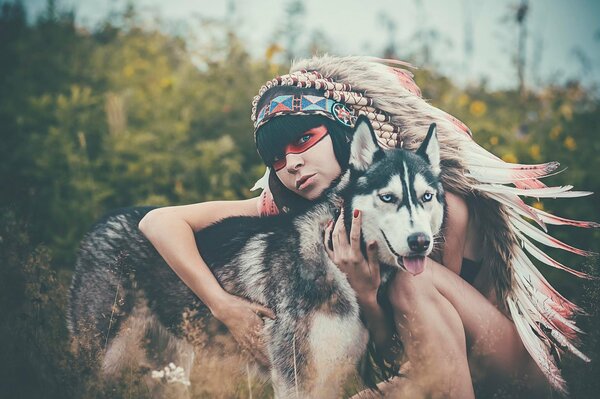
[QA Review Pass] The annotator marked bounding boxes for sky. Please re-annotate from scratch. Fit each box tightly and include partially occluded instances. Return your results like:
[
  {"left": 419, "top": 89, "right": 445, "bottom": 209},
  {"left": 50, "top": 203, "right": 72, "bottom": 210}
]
[{"left": 21, "top": 0, "right": 600, "bottom": 91}]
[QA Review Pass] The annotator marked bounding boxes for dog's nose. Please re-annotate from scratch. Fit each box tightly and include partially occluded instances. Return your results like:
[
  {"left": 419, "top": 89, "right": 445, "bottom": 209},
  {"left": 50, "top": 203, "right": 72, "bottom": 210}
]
[{"left": 407, "top": 233, "right": 430, "bottom": 252}]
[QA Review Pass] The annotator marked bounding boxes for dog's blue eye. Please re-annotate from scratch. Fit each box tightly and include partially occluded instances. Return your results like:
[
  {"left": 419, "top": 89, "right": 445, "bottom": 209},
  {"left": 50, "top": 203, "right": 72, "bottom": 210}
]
[
  {"left": 422, "top": 193, "right": 433, "bottom": 202},
  {"left": 379, "top": 194, "right": 396, "bottom": 203}
]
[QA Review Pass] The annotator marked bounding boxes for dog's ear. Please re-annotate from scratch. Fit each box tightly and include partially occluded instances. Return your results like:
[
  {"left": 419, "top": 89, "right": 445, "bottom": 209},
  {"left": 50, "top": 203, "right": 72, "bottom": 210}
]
[
  {"left": 416, "top": 123, "right": 441, "bottom": 175},
  {"left": 349, "top": 116, "right": 384, "bottom": 171}
]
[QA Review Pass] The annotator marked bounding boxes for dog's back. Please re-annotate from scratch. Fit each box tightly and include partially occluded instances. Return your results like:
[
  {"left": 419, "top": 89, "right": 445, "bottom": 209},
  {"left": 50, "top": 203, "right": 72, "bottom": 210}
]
[
  {"left": 67, "top": 118, "right": 444, "bottom": 398},
  {"left": 68, "top": 203, "right": 369, "bottom": 397}
]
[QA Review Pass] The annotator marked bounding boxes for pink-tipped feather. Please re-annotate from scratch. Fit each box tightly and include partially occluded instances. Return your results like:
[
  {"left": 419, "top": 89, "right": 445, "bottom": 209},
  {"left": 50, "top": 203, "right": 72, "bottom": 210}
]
[
  {"left": 519, "top": 234, "right": 594, "bottom": 279},
  {"left": 527, "top": 206, "right": 600, "bottom": 228},
  {"left": 511, "top": 216, "right": 597, "bottom": 257}
]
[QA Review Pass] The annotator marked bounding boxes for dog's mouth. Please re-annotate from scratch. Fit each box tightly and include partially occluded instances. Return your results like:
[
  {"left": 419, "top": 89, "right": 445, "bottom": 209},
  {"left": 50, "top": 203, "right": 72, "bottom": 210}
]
[
  {"left": 401, "top": 256, "right": 426, "bottom": 275},
  {"left": 380, "top": 229, "right": 427, "bottom": 275}
]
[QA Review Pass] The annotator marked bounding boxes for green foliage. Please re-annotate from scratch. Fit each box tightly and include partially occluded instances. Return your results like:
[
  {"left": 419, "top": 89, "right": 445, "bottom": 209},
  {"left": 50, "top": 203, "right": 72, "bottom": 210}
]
[
  {"left": 0, "top": 2, "right": 281, "bottom": 265},
  {"left": 0, "top": 209, "right": 77, "bottom": 397},
  {"left": 0, "top": 208, "right": 178, "bottom": 398}
]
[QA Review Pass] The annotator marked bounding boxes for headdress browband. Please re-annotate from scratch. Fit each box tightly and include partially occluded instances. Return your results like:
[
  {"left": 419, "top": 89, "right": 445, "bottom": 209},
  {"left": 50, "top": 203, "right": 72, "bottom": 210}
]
[
  {"left": 255, "top": 94, "right": 355, "bottom": 130},
  {"left": 251, "top": 70, "right": 403, "bottom": 148}
]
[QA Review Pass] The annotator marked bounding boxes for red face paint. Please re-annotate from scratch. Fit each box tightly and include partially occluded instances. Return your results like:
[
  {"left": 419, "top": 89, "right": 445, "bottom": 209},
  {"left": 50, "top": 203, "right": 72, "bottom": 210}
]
[{"left": 272, "top": 125, "right": 329, "bottom": 171}]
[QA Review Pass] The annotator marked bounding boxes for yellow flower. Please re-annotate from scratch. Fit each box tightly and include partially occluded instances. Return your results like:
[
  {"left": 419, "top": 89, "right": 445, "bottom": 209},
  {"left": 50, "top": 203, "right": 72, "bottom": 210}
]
[
  {"left": 174, "top": 180, "right": 185, "bottom": 195},
  {"left": 559, "top": 104, "right": 573, "bottom": 120},
  {"left": 469, "top": 100, "right": 487, "bottom": 117},
  {"left": 549, "top": 125, "right": 562, "bottom": 140},
  {"left": 502, "top": 153, "right": 518, "bottom": 163},
  {"left": 489, "top": 136, "right": 499, "bottom": 146},
  {"left": 159, "top": 77, "right": 173, "bottom": 90},
  {"left": 532, "top": 201, "right": 544, "bottom": 210},
  {"left": 529, "top": 144, "right": 541, "bottom": 160},
  {"left": 564, "top": 136, "right": 576, "bottom": 151},
  {"left": 123, "top": 65, "right": 135, "bottom": 77},
  {"left": 457, "top": 94, "right": 470, "bottom": 107}
]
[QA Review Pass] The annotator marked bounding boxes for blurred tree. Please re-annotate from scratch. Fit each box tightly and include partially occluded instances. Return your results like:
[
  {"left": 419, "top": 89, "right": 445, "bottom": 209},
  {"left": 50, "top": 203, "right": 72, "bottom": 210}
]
[
  {"left": 281, "top": 0, "right": 306, "bottom": 61},
  {"left": 0, "top": 1, "right": 280, "bottom": 265}
]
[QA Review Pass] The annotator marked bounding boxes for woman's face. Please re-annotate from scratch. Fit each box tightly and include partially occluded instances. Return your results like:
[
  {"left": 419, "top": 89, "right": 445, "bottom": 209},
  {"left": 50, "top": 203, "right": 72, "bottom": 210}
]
[{"left": 274, "top": 125, "right": 342, "bottom": 200}]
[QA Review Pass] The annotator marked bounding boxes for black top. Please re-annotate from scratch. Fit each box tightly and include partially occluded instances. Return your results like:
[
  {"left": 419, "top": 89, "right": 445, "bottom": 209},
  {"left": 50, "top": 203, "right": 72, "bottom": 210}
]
[{"left": 460, "top": 258, "right": 482, "bottom": 285}]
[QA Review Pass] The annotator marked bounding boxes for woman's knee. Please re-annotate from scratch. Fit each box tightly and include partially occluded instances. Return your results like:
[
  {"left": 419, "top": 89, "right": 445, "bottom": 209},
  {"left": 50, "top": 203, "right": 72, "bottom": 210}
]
[
  {"left": 388, "top": 269, "right": 467, "bottom": 350},
  {"left": 388, "top": 268, "right": 438, "bottom": 313}
]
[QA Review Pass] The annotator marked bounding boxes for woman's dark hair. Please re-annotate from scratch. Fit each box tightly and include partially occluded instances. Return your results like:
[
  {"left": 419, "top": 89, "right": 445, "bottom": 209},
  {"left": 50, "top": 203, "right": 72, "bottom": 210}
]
[{"left": 255, "top": 114, "right": 353, "bottom": 212}]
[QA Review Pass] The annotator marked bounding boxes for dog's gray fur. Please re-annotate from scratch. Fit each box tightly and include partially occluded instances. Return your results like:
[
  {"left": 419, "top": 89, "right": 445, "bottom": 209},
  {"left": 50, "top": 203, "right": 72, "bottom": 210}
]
[{"left": 67, "top": 117, "right": 444, "bottom": 398}]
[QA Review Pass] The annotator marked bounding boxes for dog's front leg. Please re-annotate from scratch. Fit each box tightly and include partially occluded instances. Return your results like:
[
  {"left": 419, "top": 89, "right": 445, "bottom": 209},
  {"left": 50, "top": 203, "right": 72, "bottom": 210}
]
[{"left": 269, "top": 311, "right": 368, "bottom": 398}]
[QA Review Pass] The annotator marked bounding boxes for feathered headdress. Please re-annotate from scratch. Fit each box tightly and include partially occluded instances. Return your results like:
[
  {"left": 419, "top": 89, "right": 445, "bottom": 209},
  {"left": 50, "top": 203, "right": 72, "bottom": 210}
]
[{"left": 251, "top": 55, "right": 596, "bottom": 393}]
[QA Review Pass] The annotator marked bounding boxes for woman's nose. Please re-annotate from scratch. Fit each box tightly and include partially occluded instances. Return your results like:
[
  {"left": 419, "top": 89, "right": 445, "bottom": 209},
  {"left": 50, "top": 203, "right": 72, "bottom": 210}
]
[{"left": 285, "top": 153, "right": 304, "bottom": 171}]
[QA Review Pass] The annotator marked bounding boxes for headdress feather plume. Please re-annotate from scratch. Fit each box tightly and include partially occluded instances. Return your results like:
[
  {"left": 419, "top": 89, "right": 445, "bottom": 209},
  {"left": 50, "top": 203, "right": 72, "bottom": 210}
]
[{"left": 252, "top": 55, "right": 596, "bottom": 393}]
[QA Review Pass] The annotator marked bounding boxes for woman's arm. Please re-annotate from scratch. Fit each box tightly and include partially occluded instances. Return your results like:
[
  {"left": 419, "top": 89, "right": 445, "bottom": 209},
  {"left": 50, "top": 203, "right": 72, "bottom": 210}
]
[
  {"left": 442, "top": 191, "right": 470, "bottom": 275},
  {"left": 138, "top": 198, "right": 275, "bottom": 365}
]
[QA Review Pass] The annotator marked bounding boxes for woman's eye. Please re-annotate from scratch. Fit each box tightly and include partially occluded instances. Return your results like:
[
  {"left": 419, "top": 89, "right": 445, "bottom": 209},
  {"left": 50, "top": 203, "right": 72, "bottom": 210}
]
[
  {"left": 296, "top": 134, "right": 311, "bottom": 145},
  {"left": 379, "top": 194, "right": 396, "bottom": 203},
  {"left": 422, "top": 193, "right": 433, "bottom": 202}
]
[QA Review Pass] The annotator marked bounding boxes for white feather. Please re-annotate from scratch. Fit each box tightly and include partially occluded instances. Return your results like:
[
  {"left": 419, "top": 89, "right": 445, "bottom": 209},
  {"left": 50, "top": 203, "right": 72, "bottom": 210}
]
[
  {"left": 473, "top": 184, "right": 593, "bottom": 198},
  {"left": 507, "top": 296, "right": 566, "bottom": 392},
  {"left": 510, "top": 216, "right": 595, "bottom": 256},
  {"left": 526, "top": 206, "right": 600, "bottom": 228},
  {"left": 516, "top": 231, "right": 592, "bottom": 278},
  {"left": 478, "top": 190, "right": 546, "bottom": 230}
]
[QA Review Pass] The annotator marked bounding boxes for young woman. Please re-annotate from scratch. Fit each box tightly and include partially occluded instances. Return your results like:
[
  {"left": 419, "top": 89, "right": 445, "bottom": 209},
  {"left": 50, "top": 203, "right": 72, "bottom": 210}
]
[{"left": 140, "top": 56, "right": 588, "bottom": 397}]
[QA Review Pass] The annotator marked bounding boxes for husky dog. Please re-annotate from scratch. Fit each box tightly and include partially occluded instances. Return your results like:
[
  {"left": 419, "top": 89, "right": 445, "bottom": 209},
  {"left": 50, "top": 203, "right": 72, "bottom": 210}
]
[{"left": 68, "top": 117, "right": 444, "bottom": 398}]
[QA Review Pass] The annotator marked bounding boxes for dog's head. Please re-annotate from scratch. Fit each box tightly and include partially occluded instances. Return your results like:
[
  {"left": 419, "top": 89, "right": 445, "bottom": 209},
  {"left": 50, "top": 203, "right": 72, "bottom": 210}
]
[{"left": 341, "top": 116, "right": 444, "bottom": 275}]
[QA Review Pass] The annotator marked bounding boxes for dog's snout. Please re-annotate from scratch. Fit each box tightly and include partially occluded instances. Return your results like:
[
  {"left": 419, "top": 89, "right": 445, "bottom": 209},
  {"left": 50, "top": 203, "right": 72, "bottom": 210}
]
[{"left": 407, "top": 233, "right": 430, "bottom": 252}]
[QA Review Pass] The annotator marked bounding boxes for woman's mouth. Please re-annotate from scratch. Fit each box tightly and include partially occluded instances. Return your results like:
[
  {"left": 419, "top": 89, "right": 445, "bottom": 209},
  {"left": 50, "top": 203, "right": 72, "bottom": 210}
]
[{"left": 296, "top": 174, "right": 316, "bottom": 190}]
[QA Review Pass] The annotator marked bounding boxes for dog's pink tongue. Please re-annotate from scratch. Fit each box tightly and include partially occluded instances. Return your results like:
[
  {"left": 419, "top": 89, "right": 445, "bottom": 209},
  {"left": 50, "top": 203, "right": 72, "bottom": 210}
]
[{"left": 403, "top": 256, "right": 426, "bottom": 275}]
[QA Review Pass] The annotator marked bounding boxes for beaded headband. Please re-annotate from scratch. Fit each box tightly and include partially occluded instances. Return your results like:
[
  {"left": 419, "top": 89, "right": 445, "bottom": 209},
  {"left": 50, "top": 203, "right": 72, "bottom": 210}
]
[
  {"left": 251, "top": 70, "right": 403, "bottom": 148},
  {"left": 255, "top": 94, "right": 355, "bottom": 130}
]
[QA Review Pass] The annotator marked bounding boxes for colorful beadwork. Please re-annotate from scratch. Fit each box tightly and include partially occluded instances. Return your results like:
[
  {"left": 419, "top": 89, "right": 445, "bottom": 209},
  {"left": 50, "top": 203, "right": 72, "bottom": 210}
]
[
  {"left": 255, "top": 94, "right": 356, "bottom": 129},
  {"left": 251, "top": 64, "right": 472, "bottom": 149}
]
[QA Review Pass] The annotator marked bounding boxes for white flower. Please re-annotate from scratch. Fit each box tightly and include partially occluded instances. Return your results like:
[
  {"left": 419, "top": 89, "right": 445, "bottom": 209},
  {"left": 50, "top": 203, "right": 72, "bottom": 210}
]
[
  {"left": 151, "top": 363, "right": 190, "bottom": 386},
  {"left": 151, "top": 370, "right": 164, "bottom": 380}
]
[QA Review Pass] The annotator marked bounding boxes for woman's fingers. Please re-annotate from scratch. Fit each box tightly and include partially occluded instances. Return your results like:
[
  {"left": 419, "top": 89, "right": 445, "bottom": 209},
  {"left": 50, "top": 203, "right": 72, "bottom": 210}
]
[
  {"left": 254, "top": 333, "right": 271, "bottom": 366},
  {"left": 239, "top": 312, "right": 271, "bottom": 366},
  {"left": 366, "top": 240, "right": 381, "bottom": 276},
  {"left": 324, "top": 219, "right": 335, "bottom": 258},
  {"left": 252, "top": 303, "right": 276, "bottom": 320},
  {"left": 350, "top": 209, "right": 362, "bottom": 250},
  {"left": 332, "top": 208, "right": 345, "bottom": 251},
  {"left": 249, "top": 303, "right": 274, "bottom": 365},
  {"left": 221, "top": 295, "right": 274, "bottom": 367},
  {"left": 247, "top": 331, "right": 270, "bottom": 366}
]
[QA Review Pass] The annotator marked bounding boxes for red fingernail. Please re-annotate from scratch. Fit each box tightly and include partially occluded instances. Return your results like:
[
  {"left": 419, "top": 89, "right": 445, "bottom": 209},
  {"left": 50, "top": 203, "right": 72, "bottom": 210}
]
[
  {"left": 353, "top": 209, "right": 360, "bottom": 218},
  {"left": 327, "top": 220, "right": 333, "bottom": 227}
]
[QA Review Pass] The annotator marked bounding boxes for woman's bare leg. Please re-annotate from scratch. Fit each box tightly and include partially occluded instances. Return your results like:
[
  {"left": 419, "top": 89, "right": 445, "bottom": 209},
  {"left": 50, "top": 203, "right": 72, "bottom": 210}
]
[
  {"left": 385, "top": 262, "right": 476, "bottom": 399},
  {"left": 425, "top": 259, "right": 551, "bottom": 397},
  {"left": 370, "top": 259, "right": 551, "bottom": 398}
]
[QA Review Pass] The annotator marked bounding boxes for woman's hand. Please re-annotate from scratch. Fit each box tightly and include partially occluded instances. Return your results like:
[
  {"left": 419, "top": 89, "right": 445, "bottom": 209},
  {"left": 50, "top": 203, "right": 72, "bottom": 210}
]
[
  {"left": 211, "top": 293, "right": 276, "bottom": 367},
  {"left": 324, "top": 209, "right": 399, "bottom": 361},
  {"left": 324, "top": 208, "right": 381, "bottom": 305}
]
